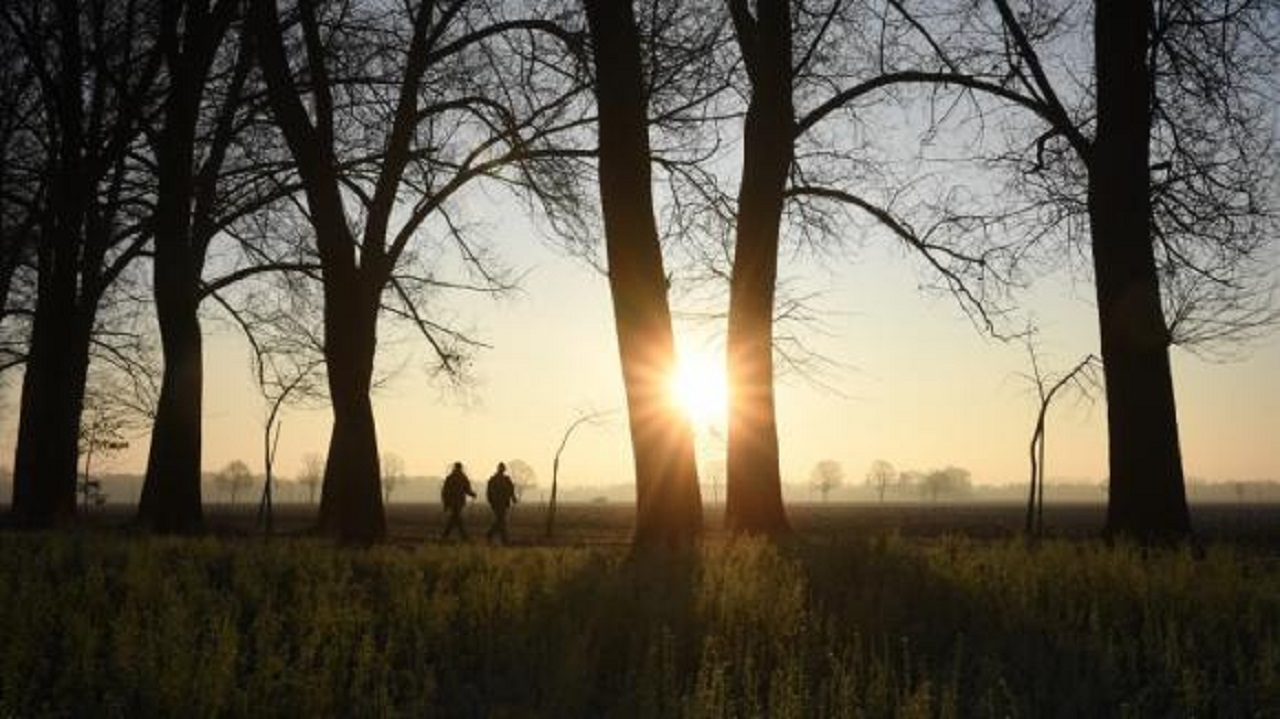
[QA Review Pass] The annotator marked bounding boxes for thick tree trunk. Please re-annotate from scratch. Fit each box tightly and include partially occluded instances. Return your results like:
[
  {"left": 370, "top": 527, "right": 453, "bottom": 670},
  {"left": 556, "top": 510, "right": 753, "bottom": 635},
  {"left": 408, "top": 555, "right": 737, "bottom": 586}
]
[
  {"left": 9, "top": 0, "right": 154, "bottom": 530},
  {"left": 9, "top": 2, "right": 91, "bottom": 526},
  {"left": 1091, "top": 0, "right": 1191, "bottom": 541},
  {"left": 315, "top": 282, "right": 385, "bottom": 544},
  {"left": 724, "top": 0, "right": 792, "bottom": 536},
  {"left": 136, "top": 274, "right": 205, "bottom": 533},
  {"left": 251, "top": 0, "right": 386, "bottom": 543},
  {"left": 584, "top": 0, "right": 702, "bottom": 550},
  {"left": 137, "top": 57, "right": 206, "bottom": 534},
  {"left": 10, "top": 258, "right": 90, "bottom": 528}
]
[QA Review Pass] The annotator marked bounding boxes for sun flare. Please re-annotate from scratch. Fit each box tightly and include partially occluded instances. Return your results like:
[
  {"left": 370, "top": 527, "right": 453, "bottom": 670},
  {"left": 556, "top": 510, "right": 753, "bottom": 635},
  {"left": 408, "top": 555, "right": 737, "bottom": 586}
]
[{"left": 670, "top": 350, "right": 728, "bottom": 427}]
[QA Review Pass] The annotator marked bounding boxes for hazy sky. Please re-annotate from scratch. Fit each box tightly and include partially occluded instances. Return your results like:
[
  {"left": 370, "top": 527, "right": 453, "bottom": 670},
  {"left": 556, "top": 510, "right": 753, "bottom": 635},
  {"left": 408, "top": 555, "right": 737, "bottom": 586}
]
[{"left": 2, "top": 201, "right": 1275, "bottom": 493}]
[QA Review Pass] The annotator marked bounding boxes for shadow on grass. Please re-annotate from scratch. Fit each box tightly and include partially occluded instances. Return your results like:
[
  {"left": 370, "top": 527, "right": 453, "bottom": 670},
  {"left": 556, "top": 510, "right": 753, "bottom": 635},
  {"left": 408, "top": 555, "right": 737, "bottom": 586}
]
[
  {"left": 797, "top": 534, "right": 1280, "bottom": 717},
  {"left": 0, "top": 532, "right": 1277, "bottom": 717}
]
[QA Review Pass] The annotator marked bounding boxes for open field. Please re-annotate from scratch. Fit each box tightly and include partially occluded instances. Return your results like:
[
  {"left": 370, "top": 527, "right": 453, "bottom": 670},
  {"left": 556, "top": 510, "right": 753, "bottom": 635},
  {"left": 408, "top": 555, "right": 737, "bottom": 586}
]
[
  {"left": 53, "top": 500, "right": 1280, "bottom": 549},
  {"left": 3, "top": 505, "right": 1279, "bottom": 717}
]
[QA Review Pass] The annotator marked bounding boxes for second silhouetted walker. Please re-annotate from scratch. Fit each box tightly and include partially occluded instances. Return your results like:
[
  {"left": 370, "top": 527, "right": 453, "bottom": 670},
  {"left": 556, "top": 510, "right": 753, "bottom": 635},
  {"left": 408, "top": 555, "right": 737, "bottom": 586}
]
[{"left": 486, "top": 462, "right": 518, "bottom": 544}]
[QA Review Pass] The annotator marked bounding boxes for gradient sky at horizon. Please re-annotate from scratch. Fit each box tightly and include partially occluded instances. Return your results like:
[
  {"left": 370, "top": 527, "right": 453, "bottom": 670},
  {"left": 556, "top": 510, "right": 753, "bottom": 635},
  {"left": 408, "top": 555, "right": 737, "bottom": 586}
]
[{"left": 2, "top": 202, "right": 1275, "bottom": 494}]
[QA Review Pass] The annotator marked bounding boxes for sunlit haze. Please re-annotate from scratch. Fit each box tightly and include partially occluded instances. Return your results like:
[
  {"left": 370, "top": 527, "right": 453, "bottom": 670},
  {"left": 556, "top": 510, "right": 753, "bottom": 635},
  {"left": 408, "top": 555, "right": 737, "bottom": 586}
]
[{"left": 1, "top": 205, "right": 1277, "bottom": 493}]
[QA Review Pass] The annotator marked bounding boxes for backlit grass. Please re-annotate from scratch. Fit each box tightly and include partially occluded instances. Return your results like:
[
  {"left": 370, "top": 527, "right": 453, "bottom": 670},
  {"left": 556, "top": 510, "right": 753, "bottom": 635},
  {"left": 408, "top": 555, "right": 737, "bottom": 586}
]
[{"left": 0, "top": 533, "right": 1276, "bottom": 717}]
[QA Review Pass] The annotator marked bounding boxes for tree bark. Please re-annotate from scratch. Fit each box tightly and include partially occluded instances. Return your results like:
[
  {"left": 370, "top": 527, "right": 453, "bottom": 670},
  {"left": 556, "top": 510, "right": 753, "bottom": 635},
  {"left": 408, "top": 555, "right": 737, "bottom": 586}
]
[
  {"left": 1091, "top": 0, "right": 1191, "bottom": 541},
  {"left": 138, "top": 12, "right": 208, "bottom": 533},
  {"left": 583, "top": 0, "right": 702, "bottom": 550},
  {"left": 137, "top": 262, "right": 205, "bottom": 532},
  {"left": 8, "top": 0, "right": 155, "bottom": 529},
  {"left": 251, "top": 0, "right": 387, "bottom": 543},
  {"left": 723, "top": 0, "right": 792, "bottom": 535},
  {"left": 315, "top": 284, "right": 385, "bottom": 543},
  {"left": 10, "top": 6, "right": 93, "bottom": 526},
  {"left": 10, "top": 245, "right": 91, "bottom": 528}
]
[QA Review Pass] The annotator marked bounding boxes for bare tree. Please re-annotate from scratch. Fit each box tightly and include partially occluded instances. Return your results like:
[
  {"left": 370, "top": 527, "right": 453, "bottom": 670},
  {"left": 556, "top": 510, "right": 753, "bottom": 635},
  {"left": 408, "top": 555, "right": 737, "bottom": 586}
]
[
  {"left": 717, "top": 0, "right": 1010, "bottom": 535},
  {"left": 545, "top": 408, "right": 611, "bottom": 540},
  {"left": 381, "top": 454, "right": 406, "bottom": 504},
  {"left": 506, "top": 459, "right": 537, "bottom": 500},
  {"left": 809, "top": 459, "right": 845, "bottom": 502},
  {"left": 298, "top": 453, "right": 323, "bottom": 505},
  {"left": 81, "top": 269, "right": 162, "bottom": 512},
  {"left": 581, "top": 0, "right": 709, "bottom": 550},
  {"left": 78, "top": 371, "right": 150, "bottom": 512},
  {"left": 921, "top": 466, "right": 971, "bottom": 502},
  {"left": 900, "top": 0, "right": 1278, "bottom": 539},
  {"left": 215, "top": 459, "right": 254, "bottom": 506},
  {"left": 720, "top": 0, "right": 795, "bottom": 535},
  {"left": 866, "top": 459, "right": 895, "bottom": 504},
  {"left": 1086, "top": 0, "right": 1189, "bottom": 539},
  {"left": 250, "top": 0, "right": 584, "bottom": 543},
  {"left": 0, "top": 19, "right": 40, "bottom": 366},
  {"left": 1020, "top": 335, "right": 1099, "bottom": 537},
  {"left": 139, "top": 0, "right": 268, "bottom": 534},
  {"left": 720, "top": 0, "right": 1276, "bottom": 539},
  {"left": 251, "top": 310, "right": 326, "bottom": 534},
  {"left": 4, "top": 0, "right": 161, "bottom": 527}
]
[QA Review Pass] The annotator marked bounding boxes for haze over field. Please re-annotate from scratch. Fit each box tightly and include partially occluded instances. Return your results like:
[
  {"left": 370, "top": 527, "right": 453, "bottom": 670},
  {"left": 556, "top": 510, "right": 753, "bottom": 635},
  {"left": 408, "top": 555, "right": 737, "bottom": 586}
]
[{"left": 4, "top": 222, "right": 1274, "bottom": 490}]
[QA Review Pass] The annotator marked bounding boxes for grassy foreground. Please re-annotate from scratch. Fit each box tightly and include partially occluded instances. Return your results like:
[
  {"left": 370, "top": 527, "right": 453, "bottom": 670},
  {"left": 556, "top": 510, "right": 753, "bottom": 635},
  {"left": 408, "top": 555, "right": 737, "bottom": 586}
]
[{"left": 0, "top": 534, "right": 1276, "bottom": 718}]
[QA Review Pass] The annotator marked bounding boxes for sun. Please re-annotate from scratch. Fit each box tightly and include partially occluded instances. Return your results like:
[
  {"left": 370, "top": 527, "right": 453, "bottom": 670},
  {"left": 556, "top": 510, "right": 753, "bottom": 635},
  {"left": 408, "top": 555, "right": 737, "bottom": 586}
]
[{"left": 670, "top": 349, "right": 728, "bottom": 427}]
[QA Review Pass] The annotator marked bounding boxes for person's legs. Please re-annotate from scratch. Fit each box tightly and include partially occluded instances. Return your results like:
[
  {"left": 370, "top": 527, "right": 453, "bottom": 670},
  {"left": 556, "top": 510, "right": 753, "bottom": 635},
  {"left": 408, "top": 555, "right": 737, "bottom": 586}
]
[{"left": 442, "top": 509, "right": 462, "bottom": 539}]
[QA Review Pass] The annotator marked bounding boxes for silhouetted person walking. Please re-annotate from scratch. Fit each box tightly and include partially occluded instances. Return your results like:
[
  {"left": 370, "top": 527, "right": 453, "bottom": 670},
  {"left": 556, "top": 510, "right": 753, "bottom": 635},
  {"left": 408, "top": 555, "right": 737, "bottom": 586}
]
[
  {"left": 486, "top": 462, "right": 518, "bottom": 544},
  {"left": 440, "top": 462, "right": 475, "bottom": 540}
]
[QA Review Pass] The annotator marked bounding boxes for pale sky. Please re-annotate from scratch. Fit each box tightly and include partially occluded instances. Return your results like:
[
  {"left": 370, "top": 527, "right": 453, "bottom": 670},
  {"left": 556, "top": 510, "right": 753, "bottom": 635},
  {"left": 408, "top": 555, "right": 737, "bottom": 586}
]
[{"left": 3, "top": 204, "right": 1275, "bottom": 493}]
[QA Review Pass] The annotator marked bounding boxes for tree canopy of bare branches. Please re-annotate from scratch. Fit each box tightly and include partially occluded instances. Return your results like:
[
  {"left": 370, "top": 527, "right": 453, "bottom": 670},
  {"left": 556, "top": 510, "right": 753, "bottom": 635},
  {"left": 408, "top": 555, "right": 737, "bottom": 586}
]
[
  {"left": 4, "top": 0, "right": 161, "bottom": 528},
  {"left": 250, "top": 0, "right": 589, "bottom": 542}
]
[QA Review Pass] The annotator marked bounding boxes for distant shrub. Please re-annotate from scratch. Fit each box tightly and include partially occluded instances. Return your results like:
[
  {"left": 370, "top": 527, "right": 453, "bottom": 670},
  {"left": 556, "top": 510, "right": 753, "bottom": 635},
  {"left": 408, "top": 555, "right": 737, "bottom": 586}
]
[{"left": 0, "top": 533, "right": 1275, "bottom": 717}]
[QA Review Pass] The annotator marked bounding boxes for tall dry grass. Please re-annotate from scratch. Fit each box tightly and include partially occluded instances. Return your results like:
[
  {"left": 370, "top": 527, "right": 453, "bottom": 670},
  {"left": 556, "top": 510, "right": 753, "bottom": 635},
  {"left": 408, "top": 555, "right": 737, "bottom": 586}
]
[{"left": 0, "top": 533, "right": 1275, "bottom": 717}]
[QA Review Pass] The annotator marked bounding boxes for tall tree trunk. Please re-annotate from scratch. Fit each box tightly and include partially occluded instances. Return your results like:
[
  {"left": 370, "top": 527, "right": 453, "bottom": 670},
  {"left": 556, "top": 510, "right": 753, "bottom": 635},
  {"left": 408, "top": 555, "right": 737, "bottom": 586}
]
[
  {"left": 584, "top": 0, "right": 702, "bottom": 550},
  {"left": 1091, "top": 0, "right": 1191, "bottom": 541},
  {"left": 8, "top": 0, "right": 155, "bottom": 529},
  {"left": 251, "top": 0, "right": 387, "bottom": 543},
  {"left": 137, "top": 246, "right": 205, "bottom": 533},
  {"left": 10, "top": 44, "right": 95, "bottom": 527},
  {"left": 137, "top": 0, "right": 237, "bottom": 534},
  {"left": 315, "top": 281, "right": 385, "bottom": 544},
  {"left": 10, "top": 255, "right": 91, "bottom": 528},
  {"left": 724, "top": 0, "right": 792, "bottom": 535},
  {"left": 10, "top": 1, "right": 90, "bottom": 528},
  {"left": 138, "top": 47, "right": 205, "bottom": 533}
]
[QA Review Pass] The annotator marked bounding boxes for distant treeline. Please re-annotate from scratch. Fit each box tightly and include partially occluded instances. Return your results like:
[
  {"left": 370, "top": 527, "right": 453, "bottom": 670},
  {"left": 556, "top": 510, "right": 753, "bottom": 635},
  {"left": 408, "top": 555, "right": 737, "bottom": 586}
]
[
  {"left": 5, "top": 473, "right": 1277, "bottom": 507},
  {"left": 810, "top": 479, "right": 1280, "bottom": 504}
]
